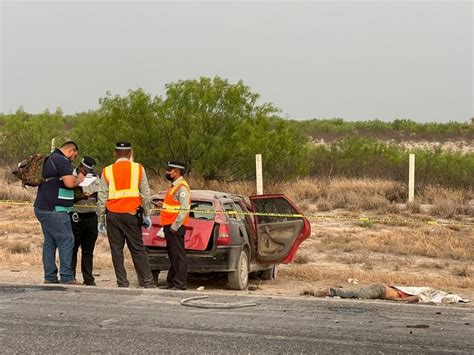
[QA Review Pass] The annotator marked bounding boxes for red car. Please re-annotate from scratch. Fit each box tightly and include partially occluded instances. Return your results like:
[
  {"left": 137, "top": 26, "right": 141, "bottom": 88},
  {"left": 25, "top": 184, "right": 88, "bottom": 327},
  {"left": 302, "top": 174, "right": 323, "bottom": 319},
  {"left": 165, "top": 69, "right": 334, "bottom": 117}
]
[{"left": 142, "top": 190, "right": 311, "bottom": 290}]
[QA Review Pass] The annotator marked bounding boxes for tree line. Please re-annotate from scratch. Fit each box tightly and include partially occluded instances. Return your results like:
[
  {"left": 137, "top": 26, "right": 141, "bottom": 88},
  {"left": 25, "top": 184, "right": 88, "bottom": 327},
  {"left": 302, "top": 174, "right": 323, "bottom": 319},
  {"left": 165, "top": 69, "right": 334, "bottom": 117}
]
[{"left": 0, "top": 76, "right": 472, "bottom": 188}]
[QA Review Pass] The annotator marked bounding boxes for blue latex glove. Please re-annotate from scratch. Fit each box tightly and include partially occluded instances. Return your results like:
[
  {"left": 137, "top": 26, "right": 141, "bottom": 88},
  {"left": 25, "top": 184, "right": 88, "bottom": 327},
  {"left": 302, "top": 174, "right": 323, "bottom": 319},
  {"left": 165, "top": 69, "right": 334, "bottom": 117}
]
[
  {"left": 142, "top": 216, "right": 152, "bottom": 229},
  {"left": 98, "top": 222, "right": 106, "bottom": 234}
]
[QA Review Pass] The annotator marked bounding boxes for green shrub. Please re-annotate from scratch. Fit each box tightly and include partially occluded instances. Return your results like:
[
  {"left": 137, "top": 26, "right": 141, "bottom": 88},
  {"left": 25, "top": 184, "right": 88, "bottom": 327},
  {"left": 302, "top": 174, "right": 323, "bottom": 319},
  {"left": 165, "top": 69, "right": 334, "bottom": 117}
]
[{"left": 309, "top": 137, "right": 473, "bottom": 189}]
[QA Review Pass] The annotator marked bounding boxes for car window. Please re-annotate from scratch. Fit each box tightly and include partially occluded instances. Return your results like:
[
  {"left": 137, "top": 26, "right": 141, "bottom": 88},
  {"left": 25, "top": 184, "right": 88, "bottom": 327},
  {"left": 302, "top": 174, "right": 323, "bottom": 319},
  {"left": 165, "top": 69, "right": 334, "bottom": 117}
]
[
  {"left": 253, "top": 197, "right": 301, "bottom": 224},
  {"left": 223, "top": 202, "right": 239, "bottom": 220},
  {"left": 232, "top": 203, "right": 247, "bottom": 222},
  {"left": 190, "top": 201, "right": 215, "bottom": 220}
]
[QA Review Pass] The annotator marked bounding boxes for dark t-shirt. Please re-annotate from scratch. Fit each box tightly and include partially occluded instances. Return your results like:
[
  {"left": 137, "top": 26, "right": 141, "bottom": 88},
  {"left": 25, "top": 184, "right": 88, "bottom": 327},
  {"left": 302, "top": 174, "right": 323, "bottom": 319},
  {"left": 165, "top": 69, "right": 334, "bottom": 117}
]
[{"left": 34, "top": 149, "right": 75, "bottom": 212}]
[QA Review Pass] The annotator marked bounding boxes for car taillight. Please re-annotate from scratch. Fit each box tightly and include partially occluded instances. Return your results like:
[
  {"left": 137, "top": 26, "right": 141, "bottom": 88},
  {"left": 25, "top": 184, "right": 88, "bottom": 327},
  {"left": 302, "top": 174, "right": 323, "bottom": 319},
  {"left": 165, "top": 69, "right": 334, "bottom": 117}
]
[{"left": 216, "top": 223, "right": 230, "bottom": 245}]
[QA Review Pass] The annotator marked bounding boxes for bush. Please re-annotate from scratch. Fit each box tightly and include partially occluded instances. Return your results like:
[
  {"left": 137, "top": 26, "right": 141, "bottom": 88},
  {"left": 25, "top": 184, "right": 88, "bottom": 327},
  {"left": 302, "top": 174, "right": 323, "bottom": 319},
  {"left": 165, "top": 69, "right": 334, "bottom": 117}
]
[
  {"left": 1, "top": 82, "right": 472, "bottom": 189},
  {"left": 70, "top": 78, "right": 309, "bottom": 181},
  {"left": 309, "top": 137, "right": 473, "bottom": 189},
  {"left": 299, "top": 118, "right": 473, "bottom": 142},
  {"left": 0, "top": 108, "right": 67, "bottom": 164}
]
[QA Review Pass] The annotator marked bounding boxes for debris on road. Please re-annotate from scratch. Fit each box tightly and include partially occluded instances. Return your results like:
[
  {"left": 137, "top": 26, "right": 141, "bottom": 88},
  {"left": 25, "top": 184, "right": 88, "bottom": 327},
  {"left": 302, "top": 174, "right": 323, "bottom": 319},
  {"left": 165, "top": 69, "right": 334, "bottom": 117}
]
[{"left": 406, "top": 324, "right": 430, "bottom": 329}]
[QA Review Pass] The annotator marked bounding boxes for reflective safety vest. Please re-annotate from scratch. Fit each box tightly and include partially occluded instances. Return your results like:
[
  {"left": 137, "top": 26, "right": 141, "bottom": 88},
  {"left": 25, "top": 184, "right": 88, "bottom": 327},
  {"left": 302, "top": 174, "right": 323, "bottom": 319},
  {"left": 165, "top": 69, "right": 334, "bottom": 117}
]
[
  {"left": 103, "top": 161, "right": 142, "bottom": 213},
  {"left": 160, "top": 179, "right": 191, "bottom": 226}
]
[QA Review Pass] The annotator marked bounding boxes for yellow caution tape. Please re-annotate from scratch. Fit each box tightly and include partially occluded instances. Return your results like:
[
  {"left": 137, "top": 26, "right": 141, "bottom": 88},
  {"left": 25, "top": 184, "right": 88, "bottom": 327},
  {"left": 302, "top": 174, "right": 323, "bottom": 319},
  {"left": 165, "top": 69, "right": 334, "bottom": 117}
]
[
  {"left": 1, "top": 199, "right": 472, "bottom": 227},
  {"left": 0, "top": 200, "right": 35, "bottom": 206}
]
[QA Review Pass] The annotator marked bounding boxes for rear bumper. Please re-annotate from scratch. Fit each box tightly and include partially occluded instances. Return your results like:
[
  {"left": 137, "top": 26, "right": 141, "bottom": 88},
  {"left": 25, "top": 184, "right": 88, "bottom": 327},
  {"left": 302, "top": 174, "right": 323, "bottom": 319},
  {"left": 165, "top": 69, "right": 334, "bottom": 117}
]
[{"left": 146, "top": 245, "right": 242, "bottom": 273}]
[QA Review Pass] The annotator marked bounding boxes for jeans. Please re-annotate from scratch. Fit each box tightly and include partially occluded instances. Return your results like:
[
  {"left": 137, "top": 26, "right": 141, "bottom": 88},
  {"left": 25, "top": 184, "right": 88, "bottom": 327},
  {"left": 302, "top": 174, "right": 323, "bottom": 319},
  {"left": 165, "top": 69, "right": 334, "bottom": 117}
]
[{"left": 34, "top": 208, "right": 75, "bottom": 283}]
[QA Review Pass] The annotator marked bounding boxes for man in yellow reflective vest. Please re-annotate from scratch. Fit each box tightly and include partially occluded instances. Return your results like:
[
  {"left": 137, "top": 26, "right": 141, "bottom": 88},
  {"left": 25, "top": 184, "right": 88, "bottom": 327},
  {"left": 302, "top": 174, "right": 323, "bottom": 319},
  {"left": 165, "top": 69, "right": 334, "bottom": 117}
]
[
  {"left": 159, "top": 161, "right": 191, "bottom": 290},
  {"left": 97, "top": 142, "right": 154, "bottom": 288}
]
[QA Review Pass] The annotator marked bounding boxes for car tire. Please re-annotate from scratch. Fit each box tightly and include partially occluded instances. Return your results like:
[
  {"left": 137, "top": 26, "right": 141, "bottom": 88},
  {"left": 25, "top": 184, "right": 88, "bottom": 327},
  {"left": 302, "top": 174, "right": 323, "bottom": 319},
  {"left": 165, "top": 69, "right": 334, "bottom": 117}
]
[
  {"left": 152, "top": 270, "right": 160, "bottom": 287},
  {"left": 260, "top": 265, "right": 277, "bottom": 280},
  {"left": 228, "top": 249, "right": 249, "bottom": 290}
]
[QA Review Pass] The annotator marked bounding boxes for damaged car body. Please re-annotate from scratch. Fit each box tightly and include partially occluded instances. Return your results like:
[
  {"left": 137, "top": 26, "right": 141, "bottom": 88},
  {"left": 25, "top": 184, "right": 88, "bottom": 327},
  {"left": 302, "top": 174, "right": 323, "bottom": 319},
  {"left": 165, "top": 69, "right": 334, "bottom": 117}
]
[{"left": 142, "top": 190, "right": 311, "bottom": 290}]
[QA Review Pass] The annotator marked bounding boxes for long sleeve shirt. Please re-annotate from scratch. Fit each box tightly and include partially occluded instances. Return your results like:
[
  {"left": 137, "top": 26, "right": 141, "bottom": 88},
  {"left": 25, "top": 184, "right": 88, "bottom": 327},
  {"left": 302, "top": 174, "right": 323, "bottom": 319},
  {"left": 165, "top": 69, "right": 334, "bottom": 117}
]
[
  {"left": 170, "top": 176, "right": 191, "bottom": 231},
  {"left": 97, "top": 158, "right": 152, "bottom": 223}
]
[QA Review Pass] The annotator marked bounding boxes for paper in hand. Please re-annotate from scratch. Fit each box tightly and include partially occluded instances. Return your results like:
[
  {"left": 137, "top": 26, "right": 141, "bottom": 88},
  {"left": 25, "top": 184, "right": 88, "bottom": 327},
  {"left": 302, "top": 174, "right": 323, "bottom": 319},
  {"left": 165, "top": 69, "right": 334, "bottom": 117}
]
[{"left": 79, "top": 175, "right": 98, "bottom": 187}]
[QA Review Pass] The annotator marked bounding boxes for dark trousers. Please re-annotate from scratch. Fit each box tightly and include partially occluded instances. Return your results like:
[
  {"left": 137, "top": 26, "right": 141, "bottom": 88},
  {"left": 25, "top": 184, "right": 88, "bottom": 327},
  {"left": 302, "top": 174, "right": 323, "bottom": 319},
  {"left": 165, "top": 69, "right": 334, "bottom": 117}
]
[
  {"left": 164, "top": 225, "right": 187, "bottom": 289},
  {"left": 106, "top": 211, "right": 153, "bottom": 287},
  {"left": 71, "top": 212, "right": 98, "bottom": 284}
]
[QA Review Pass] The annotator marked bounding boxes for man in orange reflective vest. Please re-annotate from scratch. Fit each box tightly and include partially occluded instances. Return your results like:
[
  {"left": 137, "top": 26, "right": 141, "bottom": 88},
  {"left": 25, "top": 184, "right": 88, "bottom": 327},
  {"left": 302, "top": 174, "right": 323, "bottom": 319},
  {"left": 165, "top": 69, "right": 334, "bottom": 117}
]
[
  {"left": 97, "top": 142, "right": 154, "bottom": 288},
  {"left": 159, "top": 161, "right": 191, "bottom": 290}
]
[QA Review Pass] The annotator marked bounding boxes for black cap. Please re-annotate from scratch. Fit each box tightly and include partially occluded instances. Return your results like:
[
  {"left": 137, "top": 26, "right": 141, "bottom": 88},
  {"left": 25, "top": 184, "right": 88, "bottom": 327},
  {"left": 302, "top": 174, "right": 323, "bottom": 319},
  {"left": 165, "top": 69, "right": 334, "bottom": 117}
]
[
  {"left": 115, "top": 141, "right": 132, "bottom": 150},
  {"left": 80, "top": 156, "right": 96, "bottom": 174},
  {"left": 166, "top": 160, "right": 186, "bottom": 171}
]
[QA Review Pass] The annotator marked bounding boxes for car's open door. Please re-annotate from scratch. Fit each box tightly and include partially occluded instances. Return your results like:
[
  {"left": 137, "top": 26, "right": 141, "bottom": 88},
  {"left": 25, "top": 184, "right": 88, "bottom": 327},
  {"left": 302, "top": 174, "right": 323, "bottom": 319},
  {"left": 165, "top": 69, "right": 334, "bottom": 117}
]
[{"left": 249, "top": 194, "right": 311, "bottom": 264}]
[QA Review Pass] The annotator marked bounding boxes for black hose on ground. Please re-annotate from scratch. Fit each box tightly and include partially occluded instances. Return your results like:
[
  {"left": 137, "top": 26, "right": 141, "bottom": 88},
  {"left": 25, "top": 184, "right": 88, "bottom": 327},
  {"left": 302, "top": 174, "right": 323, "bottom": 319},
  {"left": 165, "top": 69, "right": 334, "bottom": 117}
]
[{"left": 180, "top": 295, "right": 258, "bottom": 309}]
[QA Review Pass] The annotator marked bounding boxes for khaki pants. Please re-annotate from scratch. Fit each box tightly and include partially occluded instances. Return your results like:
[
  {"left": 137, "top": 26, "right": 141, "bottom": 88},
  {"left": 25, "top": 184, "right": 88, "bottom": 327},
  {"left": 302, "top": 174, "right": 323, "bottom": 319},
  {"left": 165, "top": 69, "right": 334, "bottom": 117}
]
[{"left": 330, "top": 284, "right": 386, "bottom": 299}]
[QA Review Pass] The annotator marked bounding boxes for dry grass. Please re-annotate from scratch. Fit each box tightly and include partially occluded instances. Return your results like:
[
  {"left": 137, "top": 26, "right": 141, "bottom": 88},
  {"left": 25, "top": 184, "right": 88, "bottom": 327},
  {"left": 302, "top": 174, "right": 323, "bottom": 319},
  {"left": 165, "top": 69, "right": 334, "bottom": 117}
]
[
  {"left": 422, "top": 186, "right": 473, "bottom": 218},
  {"left": 0, "top": 236, "right": 40, "bottom": 265},
  {"left": 279, "top": 264, "right": 473, "bottom": 290},
  {"left": 451, "top": 264, "right": 473, "bottom": 278},
  {"left": 162, "top": 176, "right": 473, "bottom": 217},
  {"left": 0, "top": 183, "right": 35, "bottom": 202},
  {"left": 279, "top": 215, "right": 474, "bottom": 291},
  {"left": 0, "top": 173, "right": 472, "bottom": 295},
  {"left": 316, "top": 225, "right": 473, "bottom": 260},
  {"left": 2, "top": 169, "right": 472, "bottom": 218},
  {"left": 300, "top": 288, "right": 329, "bottom": 297},
  {"left": 293, "top": 250, "right": 313, "bottom": 264},
  {"left": 7, "top": 241, "right": 31, "bottom": 254}
]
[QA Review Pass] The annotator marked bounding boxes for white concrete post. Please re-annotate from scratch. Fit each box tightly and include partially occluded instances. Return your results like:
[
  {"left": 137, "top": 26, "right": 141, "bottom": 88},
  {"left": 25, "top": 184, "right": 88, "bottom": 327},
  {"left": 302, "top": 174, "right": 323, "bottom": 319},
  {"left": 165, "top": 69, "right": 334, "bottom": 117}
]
[
  {"left": 50, "top": 138, "right": 56, "bottom": 153},
  {"left": 408, "top": 153, "right": 415, "bottom": 203},
  {"left": 256, "top": 154, "right": 263, "bottom": 195}
]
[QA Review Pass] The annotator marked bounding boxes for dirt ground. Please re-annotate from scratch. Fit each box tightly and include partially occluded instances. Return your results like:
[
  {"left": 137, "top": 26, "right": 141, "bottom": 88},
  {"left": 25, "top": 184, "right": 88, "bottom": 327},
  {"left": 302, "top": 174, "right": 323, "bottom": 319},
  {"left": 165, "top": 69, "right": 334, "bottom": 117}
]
[{"left": 1, "top": 203, "right": 473, "bottom": 304}]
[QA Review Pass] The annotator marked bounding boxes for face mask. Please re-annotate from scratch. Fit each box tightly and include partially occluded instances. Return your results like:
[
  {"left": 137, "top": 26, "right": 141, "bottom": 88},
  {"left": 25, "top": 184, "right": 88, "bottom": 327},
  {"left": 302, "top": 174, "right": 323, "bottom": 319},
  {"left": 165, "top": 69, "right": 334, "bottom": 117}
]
[{"left": 165, "top": 173, "right": 173, "bottom": 182}]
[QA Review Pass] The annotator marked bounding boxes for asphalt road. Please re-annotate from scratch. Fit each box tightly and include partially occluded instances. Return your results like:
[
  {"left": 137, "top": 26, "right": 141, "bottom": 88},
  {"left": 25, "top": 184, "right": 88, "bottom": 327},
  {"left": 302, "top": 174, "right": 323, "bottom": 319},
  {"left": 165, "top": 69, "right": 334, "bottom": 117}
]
[{"left": 0, "top": 284, "right": 472, "bottom": 354}]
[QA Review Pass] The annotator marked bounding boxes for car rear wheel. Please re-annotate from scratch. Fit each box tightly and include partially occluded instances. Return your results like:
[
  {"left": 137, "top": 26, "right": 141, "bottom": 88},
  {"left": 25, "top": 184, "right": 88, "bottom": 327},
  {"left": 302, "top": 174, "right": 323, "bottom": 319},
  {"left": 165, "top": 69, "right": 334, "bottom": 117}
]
[
  {"left": 260, "top": 265, "right": 277, "bottom": 280},
  {"left": 228, "top": 249, "right": 249, "bottom": 290}
]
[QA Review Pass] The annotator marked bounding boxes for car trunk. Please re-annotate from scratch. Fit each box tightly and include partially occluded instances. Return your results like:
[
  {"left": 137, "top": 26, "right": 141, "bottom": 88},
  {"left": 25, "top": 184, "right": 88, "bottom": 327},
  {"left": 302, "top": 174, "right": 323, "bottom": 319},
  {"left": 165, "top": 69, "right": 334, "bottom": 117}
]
[{"left": 142, "top": 199, "right": 224, "bottom": 252}]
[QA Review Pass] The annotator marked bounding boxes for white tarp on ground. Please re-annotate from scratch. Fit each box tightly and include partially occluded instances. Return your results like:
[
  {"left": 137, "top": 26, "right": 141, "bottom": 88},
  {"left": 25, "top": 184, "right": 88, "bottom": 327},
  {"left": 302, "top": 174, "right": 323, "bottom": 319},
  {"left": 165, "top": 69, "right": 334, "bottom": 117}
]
[{"left": 392, "top": 286, "right": 470, "bottom": 304}]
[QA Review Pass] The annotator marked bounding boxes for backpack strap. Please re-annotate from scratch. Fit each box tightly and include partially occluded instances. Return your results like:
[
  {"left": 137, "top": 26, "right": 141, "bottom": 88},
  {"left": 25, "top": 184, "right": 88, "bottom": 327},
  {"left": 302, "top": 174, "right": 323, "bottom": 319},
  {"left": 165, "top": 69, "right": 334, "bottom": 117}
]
[{"left": 43, "top": 154, "right": 59, "bottom": 183}]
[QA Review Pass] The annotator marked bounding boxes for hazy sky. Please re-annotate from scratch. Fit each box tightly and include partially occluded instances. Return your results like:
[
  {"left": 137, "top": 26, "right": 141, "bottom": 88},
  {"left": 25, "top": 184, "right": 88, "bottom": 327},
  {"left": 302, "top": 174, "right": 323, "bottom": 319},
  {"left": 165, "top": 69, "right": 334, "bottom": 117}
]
[{"left": 1, "top": 0, "right": 473, "bottom": 122}]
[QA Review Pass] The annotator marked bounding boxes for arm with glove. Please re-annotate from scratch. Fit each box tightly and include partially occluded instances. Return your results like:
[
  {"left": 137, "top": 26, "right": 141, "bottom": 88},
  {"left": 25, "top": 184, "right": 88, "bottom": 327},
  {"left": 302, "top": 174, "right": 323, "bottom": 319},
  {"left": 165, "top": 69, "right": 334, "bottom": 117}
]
[
  {"left": 170, "top": 185, "right": 191, "bottom": 234},
  {"left": 97, "top": 171, "right": 108, "bottom": 234}
]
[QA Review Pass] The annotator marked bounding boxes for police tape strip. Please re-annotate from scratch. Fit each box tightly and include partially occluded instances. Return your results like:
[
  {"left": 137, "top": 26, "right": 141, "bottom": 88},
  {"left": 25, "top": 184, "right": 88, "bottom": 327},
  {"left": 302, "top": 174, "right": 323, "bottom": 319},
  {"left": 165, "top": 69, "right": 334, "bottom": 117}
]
[
  {"left": 1, "top": 199, "right": 473, "bottom": 227},
  {"left": 148, "top": 208, "right": 473, "bottom": 226}
]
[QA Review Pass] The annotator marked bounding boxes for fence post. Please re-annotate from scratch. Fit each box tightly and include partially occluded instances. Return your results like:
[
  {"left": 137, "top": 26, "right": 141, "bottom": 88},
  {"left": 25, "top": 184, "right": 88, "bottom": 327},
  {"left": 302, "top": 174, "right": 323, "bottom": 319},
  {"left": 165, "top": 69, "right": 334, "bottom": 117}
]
[
  {"left": 408, "top": 153, "right": 415, "bottom": 203},
  {"left": 50, "top": 138, "right": 56, "bottom": 153},
  {"left": 256, "top": 154, "right": 263, "bottom": 195}
]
